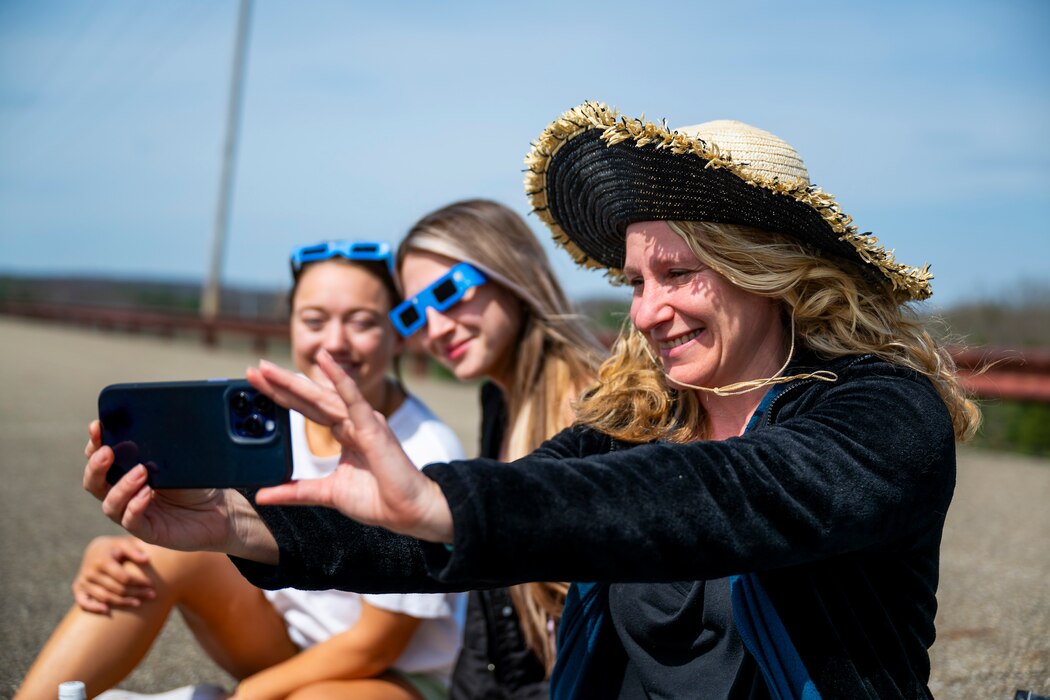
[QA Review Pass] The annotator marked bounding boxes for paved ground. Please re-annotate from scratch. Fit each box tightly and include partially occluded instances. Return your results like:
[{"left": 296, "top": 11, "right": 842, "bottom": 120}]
[{"left": 1, "top": 316, "right": 1047, "bottom": 698}]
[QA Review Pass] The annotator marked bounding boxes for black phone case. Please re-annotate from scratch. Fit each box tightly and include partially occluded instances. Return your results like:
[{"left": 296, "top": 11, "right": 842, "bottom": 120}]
[{"left": 99, "top": 380, "right": 293, "bottom": 489}]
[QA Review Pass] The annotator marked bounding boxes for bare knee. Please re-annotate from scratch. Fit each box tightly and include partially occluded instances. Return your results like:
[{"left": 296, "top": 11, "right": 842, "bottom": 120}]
[
  {"left": 285, "top": 677, "right": 423, "bottom": 700},
  {"left": 286, "top": 683, "right": 340, "bottom": 700},
  {"left": 140, "top": 544, "right": 226, "bottom": 589}
]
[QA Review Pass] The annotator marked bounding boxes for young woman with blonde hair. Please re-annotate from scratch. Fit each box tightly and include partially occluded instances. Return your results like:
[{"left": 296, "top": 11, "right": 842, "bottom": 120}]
[{"left": 392, "top": 199, "right": 605, "bottom": 697}]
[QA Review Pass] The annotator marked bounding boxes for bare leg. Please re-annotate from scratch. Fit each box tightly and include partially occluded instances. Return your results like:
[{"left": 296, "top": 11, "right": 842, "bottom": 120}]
[
  {"left": 285, "top": 673, "right": 424, "bottom": 700},
  {"left": 16, "top": 545, "right": 296, "bottom": 700},
  {"left": 173, "top": 550, "right": 296, "bottom": 678}
]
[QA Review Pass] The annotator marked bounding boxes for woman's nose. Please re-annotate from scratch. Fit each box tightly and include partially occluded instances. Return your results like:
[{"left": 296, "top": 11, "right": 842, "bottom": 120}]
[
  {"left": 322, "top": 322, "right": 350, "bottom": 352},
  {"left": 631, "top": 284, "right": 674, "bottom": 333},
  {"left": 424, "top": 307, "right": 456, "bottom": 339}
]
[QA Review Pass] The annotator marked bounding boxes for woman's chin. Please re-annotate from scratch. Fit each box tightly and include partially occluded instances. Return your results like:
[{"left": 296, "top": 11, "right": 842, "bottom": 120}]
[{"left": 449, "top": 359, "right": 484, "bottom": 382}]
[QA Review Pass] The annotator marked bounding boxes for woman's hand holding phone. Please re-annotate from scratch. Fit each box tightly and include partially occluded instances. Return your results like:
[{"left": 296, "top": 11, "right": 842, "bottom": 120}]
[
  {"left": 248, "top": 351, "right": 455, "bottom": 544},
  {"left": 82, "top": 421, "right": 279, "bottom": 564},
  {"left": 81, "top": 347, "right": 455, "bottom": 562}
]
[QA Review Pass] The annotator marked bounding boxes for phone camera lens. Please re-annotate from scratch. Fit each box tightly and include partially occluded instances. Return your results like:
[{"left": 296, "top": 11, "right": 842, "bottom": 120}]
[
  {"left": 232, "top": 391, "right": 251, "bottom": 416},
  {"left": 252, "top": 393, "right": 273, "bottom": 414},
  {"left": 243, "top": 414, "right": 265, "bottom": 438}
]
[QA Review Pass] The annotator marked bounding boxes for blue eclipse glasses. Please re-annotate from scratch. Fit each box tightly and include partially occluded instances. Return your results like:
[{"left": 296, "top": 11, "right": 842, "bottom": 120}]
[
  {"left": 290, "top": 240, "right": 393, "bottom": 275},
  {"left": 389, "top": 262, "right": 487, "bottom": 337}
]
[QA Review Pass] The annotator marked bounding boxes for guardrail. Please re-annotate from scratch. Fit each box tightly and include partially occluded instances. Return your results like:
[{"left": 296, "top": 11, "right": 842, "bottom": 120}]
[
  {"left": 3, "top": 301, "right": 1049, "bottom": 403},
  {"left": 0, "top": 300, "right": 287, "bottom": 352},
  {"left": 951, "top": 347, "right": 1050, "bottom": 402}
]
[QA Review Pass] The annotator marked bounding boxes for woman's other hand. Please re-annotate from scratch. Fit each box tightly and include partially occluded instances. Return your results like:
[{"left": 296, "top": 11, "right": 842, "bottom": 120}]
[
  {"left": 72, "top": 536, "right": 154, "bottom": 614},
  {"left": 81, "top": 421, "right": 279, "bottom": 564},
  {"left": 248, "top": 351, "right": 454, "bottom": 543}
]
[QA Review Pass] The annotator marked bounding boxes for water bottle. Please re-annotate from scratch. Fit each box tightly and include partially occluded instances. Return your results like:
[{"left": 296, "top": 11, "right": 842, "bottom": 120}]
[{"left": 58, "top": 681, "right": 86, "bottom": 700}]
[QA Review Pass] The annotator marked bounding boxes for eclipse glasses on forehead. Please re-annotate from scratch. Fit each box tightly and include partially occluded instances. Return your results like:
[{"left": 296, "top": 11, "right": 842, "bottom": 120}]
[
  {"left": 290, "top": 240, "right": 393, "bottom": 274},
  {"left": 389, "top": 262, "right": 487, "bottom": 337}
]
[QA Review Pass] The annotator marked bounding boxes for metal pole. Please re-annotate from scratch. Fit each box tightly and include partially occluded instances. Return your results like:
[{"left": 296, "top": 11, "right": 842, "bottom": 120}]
[{"left": 201, "top": 0, "right": 252, "bottom": 323}]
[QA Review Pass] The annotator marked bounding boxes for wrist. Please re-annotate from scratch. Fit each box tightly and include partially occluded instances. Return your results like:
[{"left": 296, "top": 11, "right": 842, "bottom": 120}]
[
  {"left": 416, "top": 479, "right": 454, "bottom": 544},
  {"left": 223, "top": 490, "right": 279, "bottom": 564}
]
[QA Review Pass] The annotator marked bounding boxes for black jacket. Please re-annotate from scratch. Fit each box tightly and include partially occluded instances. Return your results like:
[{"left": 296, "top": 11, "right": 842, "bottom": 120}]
[
  {"left": 235, "top": 354, "right": 955, "bottom": 698},
  {"left": 450, "top": 382, "right": 548, "bottom": 699}
]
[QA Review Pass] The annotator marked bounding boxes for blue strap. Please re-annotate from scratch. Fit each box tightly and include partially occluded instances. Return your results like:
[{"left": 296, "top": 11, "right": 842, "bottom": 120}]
[
  {"left": 550, "top": 582, "right": 613, "bottom": 700},
  {"left": 730, "top": 574, "right": 822, "bottom": 699},
  {"left": 731, "top": 387, "right": 822, "bottom": 699}
]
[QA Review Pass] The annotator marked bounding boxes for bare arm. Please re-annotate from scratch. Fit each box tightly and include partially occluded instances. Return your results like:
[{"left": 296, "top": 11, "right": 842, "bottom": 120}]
[{"left": 230, "top": 601, "right": 422, "bottom": 700}]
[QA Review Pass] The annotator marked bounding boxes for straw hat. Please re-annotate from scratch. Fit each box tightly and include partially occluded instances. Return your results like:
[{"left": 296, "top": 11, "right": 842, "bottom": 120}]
[{"left": 524, "top": 102, "right": 932, "bottom": 301}]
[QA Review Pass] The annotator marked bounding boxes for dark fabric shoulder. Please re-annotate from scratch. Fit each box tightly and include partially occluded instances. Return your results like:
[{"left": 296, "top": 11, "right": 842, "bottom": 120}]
[
  {"left": 770, "top": 353, "right": 949, "bottom": 424},
  {"left": 530, "top": 424, "right": 619, "bottom": 459},
  {"left": 480, "top": 381, "right": 507, "bottom": 460}
]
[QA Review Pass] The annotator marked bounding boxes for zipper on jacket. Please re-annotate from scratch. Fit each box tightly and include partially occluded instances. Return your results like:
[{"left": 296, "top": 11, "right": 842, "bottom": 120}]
[{"left": 762, "top": 354, "right": 874, "bottom": 428}]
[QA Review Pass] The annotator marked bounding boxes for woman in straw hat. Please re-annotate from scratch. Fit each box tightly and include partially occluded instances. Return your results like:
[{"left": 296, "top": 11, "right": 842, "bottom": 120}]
[{"left": 84, "top": 102, "right": 979, "bottom": 699}]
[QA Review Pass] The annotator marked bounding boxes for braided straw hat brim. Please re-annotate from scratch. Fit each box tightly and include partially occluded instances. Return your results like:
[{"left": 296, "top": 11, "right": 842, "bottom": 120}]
[{"left": 524, "top": 102, "right": 932, "bottom": 302}]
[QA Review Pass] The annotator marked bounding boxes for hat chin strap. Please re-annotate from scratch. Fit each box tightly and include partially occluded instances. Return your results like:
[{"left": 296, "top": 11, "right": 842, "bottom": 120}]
[{"left": 650, "top": 311, "right": 838, "bottom": 397}]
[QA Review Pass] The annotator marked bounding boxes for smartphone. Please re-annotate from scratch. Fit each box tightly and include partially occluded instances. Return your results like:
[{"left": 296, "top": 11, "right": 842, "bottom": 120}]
[{"left": 98, "top": 379, "right": 293, "bottom": 488}]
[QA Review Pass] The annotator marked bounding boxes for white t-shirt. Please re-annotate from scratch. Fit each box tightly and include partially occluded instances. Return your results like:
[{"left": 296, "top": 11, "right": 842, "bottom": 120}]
[{"left": 264, "top": 393, "right": 466, "bottom": 683}]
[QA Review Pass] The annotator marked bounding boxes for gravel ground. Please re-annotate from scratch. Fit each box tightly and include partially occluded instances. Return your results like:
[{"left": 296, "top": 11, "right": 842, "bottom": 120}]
[{"left": 1, "top": 316, "right": 1046, "bottom": 698}]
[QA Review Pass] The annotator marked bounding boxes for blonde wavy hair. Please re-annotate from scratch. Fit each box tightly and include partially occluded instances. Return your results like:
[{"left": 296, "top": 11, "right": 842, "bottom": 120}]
[
  {"left": 576, "top": 220, "right": 981, "bottom": 444},
  {"left": 397, "top": 199, "right": 605, "bottom": 674}
]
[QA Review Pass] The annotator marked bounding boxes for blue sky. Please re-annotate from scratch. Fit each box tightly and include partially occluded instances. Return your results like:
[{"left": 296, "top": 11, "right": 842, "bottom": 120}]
[{"left": 1, "top": 0, "right": 1047, "bottom": 310}]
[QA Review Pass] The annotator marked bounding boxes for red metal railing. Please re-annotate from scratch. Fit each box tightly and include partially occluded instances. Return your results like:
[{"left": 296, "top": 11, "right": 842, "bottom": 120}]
[
  {"left": 951, "top": 347, "right": 1050, "bottom": 402},
  {"left": 4, "top": 301, "right": 1049, "bottom": 403},
  {"left": 0, "top": 300, "right": 287, "bottom": 352}
]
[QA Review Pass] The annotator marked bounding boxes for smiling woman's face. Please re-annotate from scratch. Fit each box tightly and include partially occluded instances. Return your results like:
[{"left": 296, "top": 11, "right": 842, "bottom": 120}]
[
  {"left": 624, "top": 221, "right": 786, "bottom": 391},
  {"left": 399, "top": 250, "right": 522, "bottom": 387},
  {"left": 289, "top": 260, "right": 399, "bottom": 406}
]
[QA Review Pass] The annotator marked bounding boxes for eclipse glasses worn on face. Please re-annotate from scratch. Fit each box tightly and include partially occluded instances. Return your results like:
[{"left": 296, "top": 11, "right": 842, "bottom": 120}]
[
  {"left": 389, "top": 262, "right": 487, "bottom": 337},
  {"left": 290, "top": 240, "right": 393, "bottom": 274}
]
